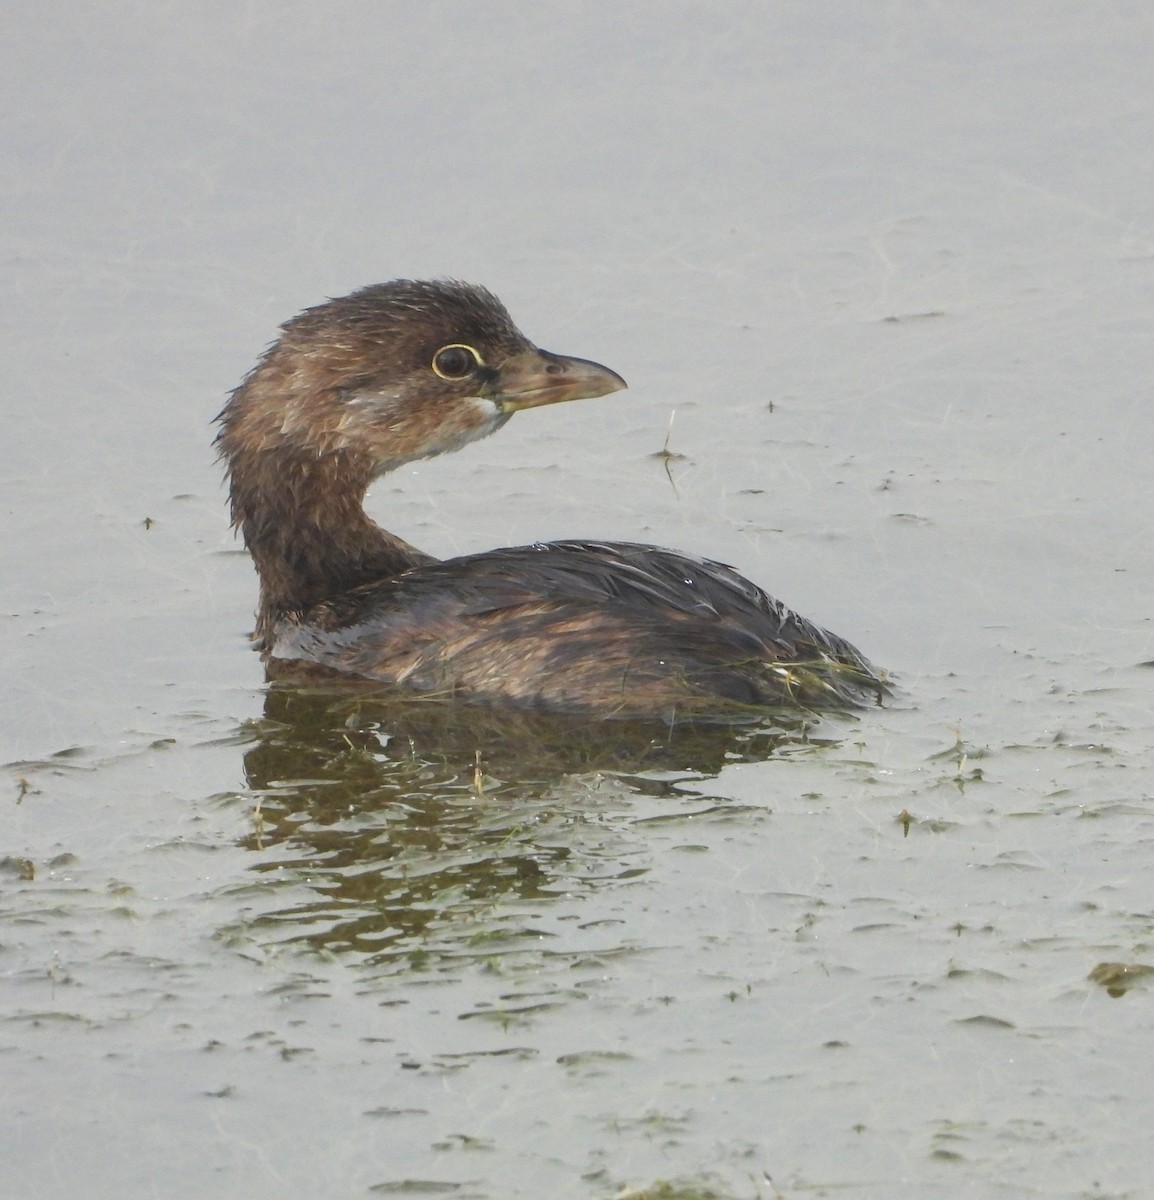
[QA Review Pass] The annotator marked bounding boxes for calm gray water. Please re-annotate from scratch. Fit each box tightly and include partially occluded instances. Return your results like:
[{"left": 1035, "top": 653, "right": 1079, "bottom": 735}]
[{"left": 3, "top": 6, "right": 1153, "bottom": 1199}]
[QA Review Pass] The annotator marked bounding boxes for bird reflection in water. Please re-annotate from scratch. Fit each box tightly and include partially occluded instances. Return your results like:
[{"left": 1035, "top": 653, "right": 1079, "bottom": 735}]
[{"left": 230, "top": 683, "right": 846, "bottom": 969}]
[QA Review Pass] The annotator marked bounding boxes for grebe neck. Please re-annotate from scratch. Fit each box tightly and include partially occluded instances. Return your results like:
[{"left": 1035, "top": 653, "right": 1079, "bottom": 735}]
[{"left": 225, "top": 445, "right": 430, "bottom": 645}]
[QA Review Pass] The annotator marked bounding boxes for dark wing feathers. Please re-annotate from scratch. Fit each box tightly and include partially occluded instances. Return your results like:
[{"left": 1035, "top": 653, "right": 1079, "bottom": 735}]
[{"left": 276, "top": 540, "right": 886, "bottom": 714}]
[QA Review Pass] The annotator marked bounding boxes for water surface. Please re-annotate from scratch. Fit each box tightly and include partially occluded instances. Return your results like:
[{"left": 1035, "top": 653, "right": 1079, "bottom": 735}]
[{"left": 3, "top": 6, "right": 1153, "bottom": 1199}]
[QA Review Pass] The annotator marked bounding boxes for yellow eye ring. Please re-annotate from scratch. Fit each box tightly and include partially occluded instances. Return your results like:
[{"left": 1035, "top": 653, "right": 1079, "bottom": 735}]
[{"left": 431, "top": 344, "right": 483, "bottom": 380}]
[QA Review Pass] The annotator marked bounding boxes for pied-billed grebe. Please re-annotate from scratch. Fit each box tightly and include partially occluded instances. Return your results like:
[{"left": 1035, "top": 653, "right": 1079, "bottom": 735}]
[{"left": 216, "top": 279, "right": 886, "bottom": 718}]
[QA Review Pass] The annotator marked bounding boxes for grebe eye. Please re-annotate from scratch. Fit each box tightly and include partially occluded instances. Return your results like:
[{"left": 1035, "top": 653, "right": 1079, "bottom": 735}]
[{"left": 431, "top": 344, "right": 482, "bottom": 380}]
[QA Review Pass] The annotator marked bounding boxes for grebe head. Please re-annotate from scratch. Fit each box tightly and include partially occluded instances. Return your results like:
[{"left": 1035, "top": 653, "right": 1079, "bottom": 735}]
[{"left": 218, "top": 279, "right": 627, "bottom": 477}]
